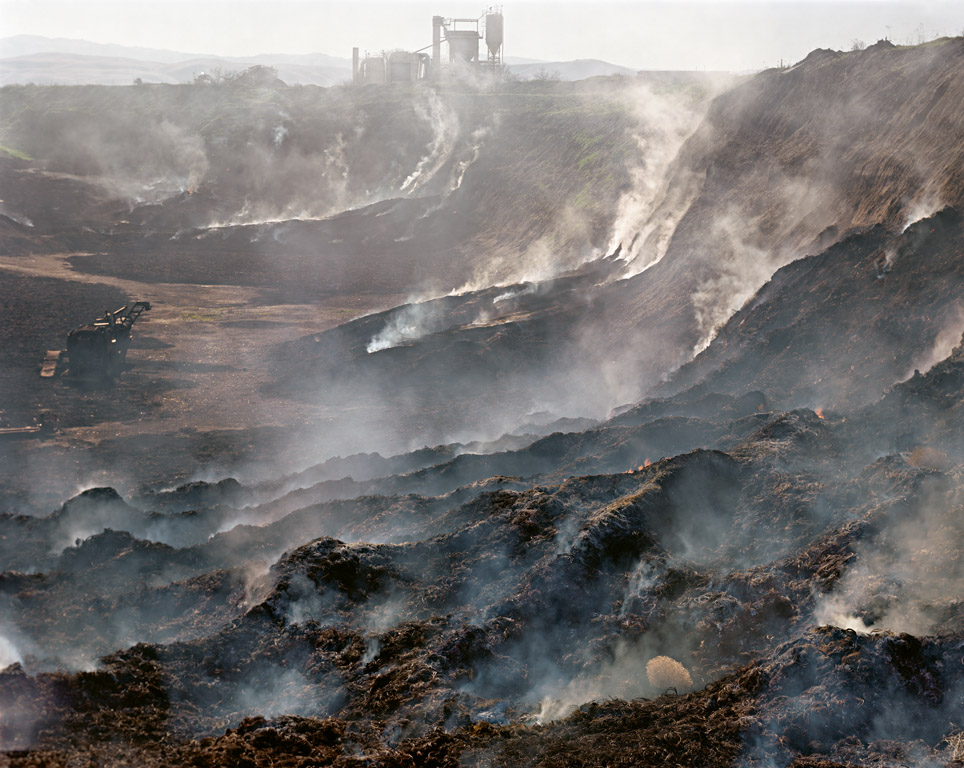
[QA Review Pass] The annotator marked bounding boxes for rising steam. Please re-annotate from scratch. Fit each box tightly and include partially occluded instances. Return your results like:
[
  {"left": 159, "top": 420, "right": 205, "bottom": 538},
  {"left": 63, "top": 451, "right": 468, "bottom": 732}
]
[
  {"left": 813, "top": 480, "right": 964, "bottom": 636},
  {"left": 400, "top": 90, "right": 460, "bottom": 193},
  {"left": 367, "top": 301, "right": 443, "bottom": 353},
  {"left": 608, "top": 82, "right": 720, "bottom": 275},
  {"left": 0, "top": 633, "right": 22, "bottom": 669}
]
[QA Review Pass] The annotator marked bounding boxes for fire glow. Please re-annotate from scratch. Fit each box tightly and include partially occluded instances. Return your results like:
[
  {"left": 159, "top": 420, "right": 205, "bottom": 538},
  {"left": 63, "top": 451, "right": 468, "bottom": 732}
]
[{"left": 626, "top": 459, "right": 653, "bottom": 474}]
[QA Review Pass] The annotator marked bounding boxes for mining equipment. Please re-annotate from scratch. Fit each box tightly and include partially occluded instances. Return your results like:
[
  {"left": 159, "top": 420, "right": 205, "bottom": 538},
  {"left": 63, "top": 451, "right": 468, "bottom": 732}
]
[
  {"left": 434, "top": 10, "right": 503, "bottom": 73},
  {"left": 66, "top": 301, "right": 151, "bottom": 378},
  {"left": 352, "top": 6, "right": 503, "bottom": 85},
  {"left": 0, "top": 411, "right": 56, "bottom": 440}
]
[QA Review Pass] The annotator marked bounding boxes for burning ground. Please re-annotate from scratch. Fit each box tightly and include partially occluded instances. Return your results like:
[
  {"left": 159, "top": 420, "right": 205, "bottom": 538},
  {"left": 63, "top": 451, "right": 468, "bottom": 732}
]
[{"left": 2, "top": 39, "right": 964, "bottom": 768}]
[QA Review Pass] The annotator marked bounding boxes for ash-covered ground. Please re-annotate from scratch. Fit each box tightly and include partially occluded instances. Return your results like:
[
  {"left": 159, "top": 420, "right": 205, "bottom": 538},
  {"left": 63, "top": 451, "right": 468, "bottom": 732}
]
[{"left": 2, "top": 39, "right": 964, "bottom": 768}]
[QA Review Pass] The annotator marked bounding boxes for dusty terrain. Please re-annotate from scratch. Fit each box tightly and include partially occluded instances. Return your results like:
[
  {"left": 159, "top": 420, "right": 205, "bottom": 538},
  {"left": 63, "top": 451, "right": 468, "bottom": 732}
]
[{"left": 2, "top": 40, "right": 964, "bottom": 767}]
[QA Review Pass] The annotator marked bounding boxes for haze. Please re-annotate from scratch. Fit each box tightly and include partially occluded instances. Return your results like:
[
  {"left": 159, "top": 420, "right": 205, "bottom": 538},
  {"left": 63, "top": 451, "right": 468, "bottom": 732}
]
[{"left": 1, "top": 0, "right": 962, "bottom": 71}]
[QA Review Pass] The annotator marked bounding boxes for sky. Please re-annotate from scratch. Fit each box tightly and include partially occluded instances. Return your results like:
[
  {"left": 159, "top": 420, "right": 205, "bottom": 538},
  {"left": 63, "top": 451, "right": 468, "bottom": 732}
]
[{"left": 0, "top": 1, "right": 962, "bottom": 71}]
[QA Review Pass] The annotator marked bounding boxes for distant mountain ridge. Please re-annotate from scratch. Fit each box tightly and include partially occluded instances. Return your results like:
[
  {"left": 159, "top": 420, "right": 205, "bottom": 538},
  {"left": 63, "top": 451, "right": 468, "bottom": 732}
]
[
  {"left": 0, "top": 51, "right": 354, "bottom": 86},
  {"left": 0, "top": 34, "right": 350, "bottom": 67},
  {"left": 0, "top": 35, "right": 639, "bottom": 85},
  {"left": 0, "top": 36, "right": 355, "bottom": 86}
]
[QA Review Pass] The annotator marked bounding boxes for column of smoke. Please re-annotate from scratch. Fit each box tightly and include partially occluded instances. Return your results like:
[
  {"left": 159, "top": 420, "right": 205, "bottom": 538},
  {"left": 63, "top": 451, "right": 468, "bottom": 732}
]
[
  {"left": 689, "top": 170, "right": 830, "bottom": 355},
  {"left": 879, "top": 193, "right": 947, "bottom": 274},
  {"left": 607, "top": 82, "right": 719, "bottom": 276},
  {"left": 813, "top": 479, "right": 964, "bottom": 636},
  {"left": 366, "top": 300, "right": 445, "bottom": 353},
  {"left": 902, "top": 304, "right": 964, "bottom": 379},
  {"left": 400, "top": 90, "right": 460, "bottom": 193},
  {"left": 533, "top": 641, "right": 696, "bottom": 723},
  {"left": 202, "top": 127, "right": 358, "bottom": 227},
  {"left": 250, "top": 128, "right": 353, "bottom": 223},
  {"left": 451, "top": 125, "right": 492, "bottom": 191},
  {"left": 901, "top": 193, "right": 946, "bottom": 233},
  {"left": 532, "top": 551, "right": 693, "bottom": 721},
  {"left": 0, "top": 632, "right": 22, "bottom": 669},
  {"left": 460, "top": 82, "right": 721, "bottom": 419},
  {"left": 52, "top": 118, "right": 209, "bottom": 205},
  {"left": 689, "top": 209, "right": 781, "bottom": 356},
  {"left": 111, "top": 120, "right": 208, "bottom": 202},
  {"left": 449, "top": 203, "right": 596, "bottom": 295}
]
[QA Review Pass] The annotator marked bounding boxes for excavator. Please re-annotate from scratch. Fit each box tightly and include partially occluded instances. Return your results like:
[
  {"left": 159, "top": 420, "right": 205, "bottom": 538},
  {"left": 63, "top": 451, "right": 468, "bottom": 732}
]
[{"left": 66, "top": 301, "right": 151, "bottom": 378}]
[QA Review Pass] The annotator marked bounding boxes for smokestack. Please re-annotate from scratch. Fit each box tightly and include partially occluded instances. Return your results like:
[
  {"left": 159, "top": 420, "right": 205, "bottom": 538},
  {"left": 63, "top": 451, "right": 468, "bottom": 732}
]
[
  {"left": 432, "top": 16, "right": 443, "bottom": 80},
  {"left": 352, "top": 47, "right": 360, "bottom": 85}
]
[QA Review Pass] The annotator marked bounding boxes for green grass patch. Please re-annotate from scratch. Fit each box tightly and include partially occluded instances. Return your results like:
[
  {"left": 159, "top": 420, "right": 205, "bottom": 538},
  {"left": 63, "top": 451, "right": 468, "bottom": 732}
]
[{"left": 0, "top": 144, "right": 32, "bottom": 161}]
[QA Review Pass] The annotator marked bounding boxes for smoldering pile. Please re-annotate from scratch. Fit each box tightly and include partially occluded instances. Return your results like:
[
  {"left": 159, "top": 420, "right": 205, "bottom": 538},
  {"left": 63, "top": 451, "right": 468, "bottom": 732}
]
[
  {"left": 2, "top": 324, "right": 964, "bottom": 766},
  {"left": 4, "top": 207, "right": 964, "bottom": 766}
]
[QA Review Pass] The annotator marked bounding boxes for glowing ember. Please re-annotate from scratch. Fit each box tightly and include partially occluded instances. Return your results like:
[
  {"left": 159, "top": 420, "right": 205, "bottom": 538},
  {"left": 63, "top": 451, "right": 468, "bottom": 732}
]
[{"left": 626, "top": 459, "right": 654, "bottom": 474}]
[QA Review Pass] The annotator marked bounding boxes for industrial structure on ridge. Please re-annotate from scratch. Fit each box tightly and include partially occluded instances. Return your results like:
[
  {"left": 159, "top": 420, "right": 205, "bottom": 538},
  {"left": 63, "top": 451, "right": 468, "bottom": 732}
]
[{"left": 352, "top": 7, "right": 504, "bottom": 85}]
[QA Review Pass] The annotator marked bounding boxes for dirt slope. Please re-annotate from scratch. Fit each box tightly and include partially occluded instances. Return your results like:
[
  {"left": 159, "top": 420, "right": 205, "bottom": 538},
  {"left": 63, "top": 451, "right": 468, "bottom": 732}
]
[
  {"left": 602, "top": 36, "right": 964, "bottom": 373},
  {"left": 661, "top": 207, "right": 964, "bottom": 410}
]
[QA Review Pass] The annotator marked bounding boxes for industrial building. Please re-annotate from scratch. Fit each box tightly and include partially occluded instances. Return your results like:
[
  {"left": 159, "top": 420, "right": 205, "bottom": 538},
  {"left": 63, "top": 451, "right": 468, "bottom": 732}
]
[{"left": 352, "top": 7, "right": 504, "bottom": 85}]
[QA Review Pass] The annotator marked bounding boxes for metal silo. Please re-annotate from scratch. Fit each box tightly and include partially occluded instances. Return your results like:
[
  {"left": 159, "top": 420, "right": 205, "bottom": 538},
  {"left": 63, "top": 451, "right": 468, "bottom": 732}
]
[
  {"left": 485, "top": 12, "right": 503, "bottom": 59},
  {"left": 445, "top": 28, "right": 480, "bottom": 63}
]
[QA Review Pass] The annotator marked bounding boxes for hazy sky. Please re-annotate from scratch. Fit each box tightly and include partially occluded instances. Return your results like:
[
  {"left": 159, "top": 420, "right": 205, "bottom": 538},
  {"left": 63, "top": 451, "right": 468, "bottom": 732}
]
[{"left": 1, "top": 1, "right": 962, "bottom": 71}]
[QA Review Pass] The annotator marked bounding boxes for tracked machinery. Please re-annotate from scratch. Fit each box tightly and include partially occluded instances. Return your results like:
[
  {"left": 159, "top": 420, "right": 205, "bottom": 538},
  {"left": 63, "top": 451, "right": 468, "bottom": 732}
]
[{"left": 66, "top": 301, "right": 151, "bottom": 378}]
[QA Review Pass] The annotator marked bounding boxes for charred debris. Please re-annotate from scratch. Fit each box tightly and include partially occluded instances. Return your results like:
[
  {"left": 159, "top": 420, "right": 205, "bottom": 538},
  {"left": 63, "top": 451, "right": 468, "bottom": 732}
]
[{"left": 2, "top": 34, "right": 964, "bottom": 768}]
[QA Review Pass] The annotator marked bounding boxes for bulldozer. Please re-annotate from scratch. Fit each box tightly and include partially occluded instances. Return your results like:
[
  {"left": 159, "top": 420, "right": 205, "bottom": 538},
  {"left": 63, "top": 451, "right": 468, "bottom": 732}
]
[{"left": 66, "top": 301, "right": 151, "bottom": 378}]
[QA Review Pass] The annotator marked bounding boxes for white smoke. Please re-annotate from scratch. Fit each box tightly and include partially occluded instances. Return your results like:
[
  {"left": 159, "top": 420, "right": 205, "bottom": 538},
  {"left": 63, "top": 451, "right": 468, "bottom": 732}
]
[
  {"left": 687, "top": 162, "right": 835, "bottom": 356},
  {"left": 813, "top": 483, "right": 964, "bottom": 637},
  {"left": 618, "top": 557, "right": 664, "bottom": 618},
  {"left": 451, "top": 126, "right": 491, "bottom": 190},
  {"left": 901, "top": 193, "right": 944, "bottom": 232},
  {"left": 607, "top": 82, "right": 722, "bottom": 275},
  {"left": 451, "top": 203, "right": 598, "bottom": 294},
  {"left": 0, "top": 202, "right": 34, "bottom": 227},
  {"left": 199, "top": 129, "right": 356, "bottom": 228},
  {"left": 493, "top": 285, "right": 536, "bottom": 304},
  {"left": 903, "top": 305, "right": 964, "bottom": 378},
  {"left": 97, "top": 119, "right": 209, "bottom": 202},
  {"left": 533, "top": 640, "right": 694, "bottom": 723},
  {"left": 367, "top": 301, "right": 443, "bottom": 353},
  {"left": 323, "top": 131, "right": 351, "bottom": 195},
  {"left": 400, "top": 91, "right": 460, "bottom": 193},
  {"left": 0, "top": 632, "right": 22, "bottom": 668},
  {"left": 273, "top": 109, "right": 290, "bottom": 148},
  {"left": 284, "top": 574, "right": 343, "bottom": 627},
  {"left": 689, "top": 211, "right": 777, "bottom": 355}
]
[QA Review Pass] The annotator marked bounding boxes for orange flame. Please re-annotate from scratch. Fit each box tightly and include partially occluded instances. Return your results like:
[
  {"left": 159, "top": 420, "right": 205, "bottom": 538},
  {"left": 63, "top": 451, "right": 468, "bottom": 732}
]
[
  {"left": 644, "top": 459, "right": 653, "bottom": 467},
  {"left": 815, "top": 407, "right": 825, "bottom": 420}
]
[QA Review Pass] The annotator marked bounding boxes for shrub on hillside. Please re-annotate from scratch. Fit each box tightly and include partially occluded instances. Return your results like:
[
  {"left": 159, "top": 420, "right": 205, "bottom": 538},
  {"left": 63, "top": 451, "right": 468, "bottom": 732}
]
[{"left": 646, "top": 655, "right": 693, "bottom": 691}]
